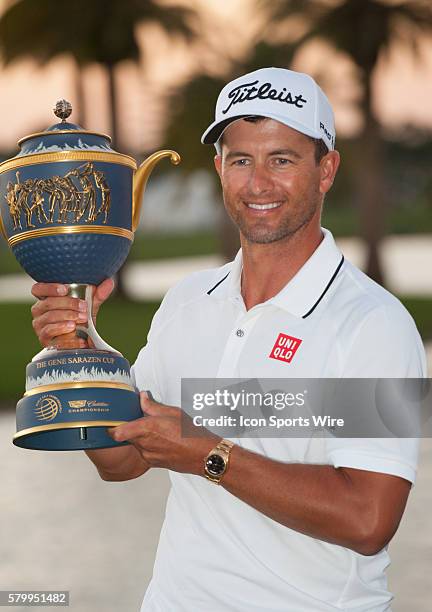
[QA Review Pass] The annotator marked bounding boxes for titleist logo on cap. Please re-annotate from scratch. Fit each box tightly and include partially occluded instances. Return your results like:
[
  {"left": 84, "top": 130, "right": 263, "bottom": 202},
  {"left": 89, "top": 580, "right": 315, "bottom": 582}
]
[{"left": 222, "top": 80, "right": 308, "bottom": 115}]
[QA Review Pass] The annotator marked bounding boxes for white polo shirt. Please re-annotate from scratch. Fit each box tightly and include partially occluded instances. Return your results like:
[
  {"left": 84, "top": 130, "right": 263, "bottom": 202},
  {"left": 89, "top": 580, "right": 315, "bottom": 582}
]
[{"left": 134, "top": 228, "right": 426, "bottom": 612}]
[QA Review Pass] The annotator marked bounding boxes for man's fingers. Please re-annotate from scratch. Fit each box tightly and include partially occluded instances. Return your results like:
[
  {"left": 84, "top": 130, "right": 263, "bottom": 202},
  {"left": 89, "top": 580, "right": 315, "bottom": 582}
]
[
  {"left": 30, "top": 280, "right": 111, "bottom": 347},
  {"left": 29, "top": 281, "right": 114, "bottom": 347},
  {"left": 31, "top": 296, "right": 87, "bottom": 318},
  {"left": 31, "top": 283, "right": 68, "bottom": 299},
  {"left": 108, "top": 417, "right": 150, "bottom": 442},
  {"left": 31, "top": 297, "right": 87, "bottom": 346},
  {"left": 95, "top": 278, "right": 115, "bottom": 302},
  {"left": 92, "top": 278, "right": 115, "bottom": 318},
  {"left": 38, "top": 321, "right": 78, "bottom": 346},
  {"left": 33, "top": 309, "right": 86, "bottom": 329},
  {"left": 140, "top": 393, "right": 179, "bottom": 418}
]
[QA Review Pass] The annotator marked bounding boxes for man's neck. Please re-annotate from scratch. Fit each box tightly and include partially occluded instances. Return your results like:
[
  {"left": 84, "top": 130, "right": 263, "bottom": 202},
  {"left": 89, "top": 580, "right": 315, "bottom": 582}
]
[{"left": 240, "top": 224, "right": 323, "bottom": 311}]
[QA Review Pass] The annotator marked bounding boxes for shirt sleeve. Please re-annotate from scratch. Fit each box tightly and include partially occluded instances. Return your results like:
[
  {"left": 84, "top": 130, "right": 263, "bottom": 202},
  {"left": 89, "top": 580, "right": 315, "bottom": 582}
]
[{"left": 325, "top": 303, "right": 427, "bottom": 484}]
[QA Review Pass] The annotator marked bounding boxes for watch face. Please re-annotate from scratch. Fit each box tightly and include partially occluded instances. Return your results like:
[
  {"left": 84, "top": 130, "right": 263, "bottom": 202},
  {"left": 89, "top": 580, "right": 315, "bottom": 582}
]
[{"left": 205, "top": 453, "right": 226, "bottom": 476}]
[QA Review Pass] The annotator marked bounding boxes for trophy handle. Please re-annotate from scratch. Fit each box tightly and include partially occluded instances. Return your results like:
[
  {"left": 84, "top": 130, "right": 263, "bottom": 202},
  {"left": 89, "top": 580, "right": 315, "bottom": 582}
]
[{"left": 132, "top": 149, "right": 181, "bottom": 232}]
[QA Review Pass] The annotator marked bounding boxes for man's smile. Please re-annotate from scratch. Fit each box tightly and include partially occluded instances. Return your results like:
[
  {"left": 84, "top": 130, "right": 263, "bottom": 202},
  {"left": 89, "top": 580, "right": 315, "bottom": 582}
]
[{"left": 244, "top": 201, "right": 283, "bottom": 212}]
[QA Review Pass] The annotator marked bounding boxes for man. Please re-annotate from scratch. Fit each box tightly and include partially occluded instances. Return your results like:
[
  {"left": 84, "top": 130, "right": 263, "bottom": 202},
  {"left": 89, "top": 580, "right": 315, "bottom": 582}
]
[{"left": 31, "top": 68, "right": 426, "bottom": 611}]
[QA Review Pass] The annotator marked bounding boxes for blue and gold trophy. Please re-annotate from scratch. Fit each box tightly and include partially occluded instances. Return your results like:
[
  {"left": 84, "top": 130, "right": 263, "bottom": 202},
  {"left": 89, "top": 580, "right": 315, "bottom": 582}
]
[{"left": 0, "top": 100, "right": 180, "bottom": 450}]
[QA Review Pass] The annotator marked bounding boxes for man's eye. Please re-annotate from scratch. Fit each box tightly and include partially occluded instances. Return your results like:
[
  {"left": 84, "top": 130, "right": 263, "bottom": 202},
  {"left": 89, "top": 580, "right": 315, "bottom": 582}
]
[
  {"left": 274, "top": 158, "right": 291, "bottom": 165},
  {"left": 232, "top": 159, "right": 249, "bottom": 166}
]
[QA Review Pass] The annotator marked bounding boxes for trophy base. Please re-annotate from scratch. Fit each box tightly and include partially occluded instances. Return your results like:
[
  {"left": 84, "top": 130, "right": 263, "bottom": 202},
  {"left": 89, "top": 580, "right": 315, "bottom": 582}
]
[
  {"left": 14, "top": 349, "right": 142, "bottom": 451},
  {"left": 14, "top": 385, "right": 141, "bottom": 450}
]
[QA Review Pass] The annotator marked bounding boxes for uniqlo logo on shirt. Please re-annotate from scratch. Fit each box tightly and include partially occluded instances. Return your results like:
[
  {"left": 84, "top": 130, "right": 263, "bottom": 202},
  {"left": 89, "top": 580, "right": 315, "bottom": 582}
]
[{"left": 269, "top": 333, "right": 302, "bottom": 364}]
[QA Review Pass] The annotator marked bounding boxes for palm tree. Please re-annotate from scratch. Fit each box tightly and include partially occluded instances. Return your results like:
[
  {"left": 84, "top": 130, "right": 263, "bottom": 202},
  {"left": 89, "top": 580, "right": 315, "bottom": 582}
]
[
  {"left": 0, "top": 0, "right": 198, "bottom": 298},
  {"left": 257, "top": 0, "right": 432, "bottom": 284},
  {"left": 164, "top": 73, "right": 239, "bottom": 257},
  {"left": 0, "top": 0, "right": 197, "bottom": 147},
  {"left": 163, "top": 42, "right": 298, "bottom": 261}
]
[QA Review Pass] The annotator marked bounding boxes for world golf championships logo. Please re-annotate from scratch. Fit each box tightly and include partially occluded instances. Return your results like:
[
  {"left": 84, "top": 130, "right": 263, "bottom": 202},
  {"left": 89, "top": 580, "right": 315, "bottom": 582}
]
[{"left": 34, "top": 395, "right": 62, "bottom": 422}]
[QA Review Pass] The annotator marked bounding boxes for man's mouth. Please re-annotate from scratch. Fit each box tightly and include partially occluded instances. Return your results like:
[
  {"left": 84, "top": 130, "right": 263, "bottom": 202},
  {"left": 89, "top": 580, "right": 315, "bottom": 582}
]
[{"left": 245, "top": 202, "right": 282, "bottom": 210}]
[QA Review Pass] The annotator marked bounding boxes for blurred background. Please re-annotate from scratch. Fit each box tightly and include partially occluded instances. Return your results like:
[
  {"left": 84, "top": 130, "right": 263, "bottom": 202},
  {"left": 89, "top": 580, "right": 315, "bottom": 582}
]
[{"left": 0, "top": 0, "right": 431, "bottom": 610}]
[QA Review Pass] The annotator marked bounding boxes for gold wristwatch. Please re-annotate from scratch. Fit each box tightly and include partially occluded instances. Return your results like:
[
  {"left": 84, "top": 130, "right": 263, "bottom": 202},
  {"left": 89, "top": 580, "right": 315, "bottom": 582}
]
[{"left": 204, "top": 439, "right": 234, "bottom": 484}]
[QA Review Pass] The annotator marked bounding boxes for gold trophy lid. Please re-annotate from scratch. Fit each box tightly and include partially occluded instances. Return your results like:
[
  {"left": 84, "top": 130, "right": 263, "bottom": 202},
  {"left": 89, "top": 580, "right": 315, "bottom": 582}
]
[{"left": 16, "top": 99, "right": 113, "bottom": 153}]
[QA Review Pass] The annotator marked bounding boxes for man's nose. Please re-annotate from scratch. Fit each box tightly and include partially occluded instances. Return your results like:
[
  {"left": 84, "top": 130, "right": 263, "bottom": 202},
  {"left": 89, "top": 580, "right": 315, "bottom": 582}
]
[{"left": 247, "top": 165, "right": 274, "bottom": 195}]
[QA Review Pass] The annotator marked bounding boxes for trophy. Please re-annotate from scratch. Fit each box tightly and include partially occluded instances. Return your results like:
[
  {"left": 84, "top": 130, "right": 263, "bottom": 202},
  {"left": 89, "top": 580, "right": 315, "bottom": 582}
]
[{"left": 0, "top": 100, "right": 180, "bottom": 450}]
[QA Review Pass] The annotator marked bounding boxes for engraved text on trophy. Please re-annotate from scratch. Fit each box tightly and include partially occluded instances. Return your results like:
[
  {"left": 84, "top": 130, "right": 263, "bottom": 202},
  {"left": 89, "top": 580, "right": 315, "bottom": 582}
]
[{"left": 4, "top": 162, "right": 111, "bottom": 230}]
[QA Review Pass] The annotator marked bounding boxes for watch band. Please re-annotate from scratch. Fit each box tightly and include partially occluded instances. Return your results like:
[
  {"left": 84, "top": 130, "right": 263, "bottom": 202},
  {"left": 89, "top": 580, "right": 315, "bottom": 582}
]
[{"left": 204, "top": 439, "right": 234, "bottom": 484}]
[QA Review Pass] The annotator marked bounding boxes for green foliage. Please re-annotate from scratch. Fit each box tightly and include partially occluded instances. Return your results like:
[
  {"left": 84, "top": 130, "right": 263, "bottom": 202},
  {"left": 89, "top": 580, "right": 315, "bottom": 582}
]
[
  {"left": 128, "top": 230, "right": 219, "bottom": 261},
  {"left": 321, "top": 204, "right": 432, "bottom": 238},
  {"left": 0, "top": 247, "right": 21, "bottom": 275},
  {"left": 162, "top": 42, "right": 296, "bottom": 178},
  {"left": 164, "top": 75, "right": 226, "bottom": 177},
  {"left": 0, "top": 0, "right": 199, "bottom": 154},
  {"left": 0, "top": 0, "right": 197, "bottom": 67},
  {"left": 162, "top": 1, "right": 432, "bottom": 180},
  {"left": 163, "top": 0, "right": 432, "bottom": 167},
  {"left": 400, "top": 297, "right": 432, "bottom": 342},
  {"left": 260, "top": 0, "right": 432, "bottom": 74},
  {"left": 0, "top": 303, "right": 40, "bottom": 401}
]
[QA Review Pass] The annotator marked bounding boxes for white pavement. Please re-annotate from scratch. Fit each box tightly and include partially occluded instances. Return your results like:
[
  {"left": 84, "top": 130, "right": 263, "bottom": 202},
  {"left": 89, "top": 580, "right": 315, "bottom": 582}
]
[{"left": 1, "top": 411, "right": 431, "bottom": 612}]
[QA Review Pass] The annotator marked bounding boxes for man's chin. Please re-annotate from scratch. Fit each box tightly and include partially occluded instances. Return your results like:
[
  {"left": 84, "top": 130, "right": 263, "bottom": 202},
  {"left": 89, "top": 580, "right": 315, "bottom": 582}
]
[{"left": 241, "top": 227, "right": 294, "bottom": 245}]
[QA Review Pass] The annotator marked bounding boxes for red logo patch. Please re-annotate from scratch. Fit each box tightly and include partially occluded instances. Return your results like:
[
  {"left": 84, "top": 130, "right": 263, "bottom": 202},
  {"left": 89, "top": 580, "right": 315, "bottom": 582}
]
[{"left": 269, "top": 333, "right": 302, "bottom": 364}]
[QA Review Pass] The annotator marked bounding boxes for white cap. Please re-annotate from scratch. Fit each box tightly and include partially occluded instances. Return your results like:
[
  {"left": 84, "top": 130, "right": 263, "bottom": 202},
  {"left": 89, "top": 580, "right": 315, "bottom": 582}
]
[{"left": 201, "top": 67, "right": 335, "bottom": 151}]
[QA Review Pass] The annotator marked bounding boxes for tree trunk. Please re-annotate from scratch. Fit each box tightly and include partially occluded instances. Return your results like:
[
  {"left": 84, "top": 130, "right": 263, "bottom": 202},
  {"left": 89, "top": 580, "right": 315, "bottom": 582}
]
[
  {"left": 219, "top": 207, "right": 240, "bottom": 262},
  {"left": 106, "top": 63, "right": 119, "bottom": 148},
  {"left": 73, "top": 61, "right": 86, "bottom": 127},
  {"left": 353, "top": 74, "right": 386, "bottom": 286},
  {"left": 210, "top": 176, "right": 240, "bottom": 262}
]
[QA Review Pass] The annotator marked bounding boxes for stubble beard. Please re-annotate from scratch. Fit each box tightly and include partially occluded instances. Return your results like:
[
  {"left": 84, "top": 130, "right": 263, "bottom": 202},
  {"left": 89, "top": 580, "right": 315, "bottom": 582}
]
[{"left": 224, "top": 192, "right": 322, "bottom": 245}]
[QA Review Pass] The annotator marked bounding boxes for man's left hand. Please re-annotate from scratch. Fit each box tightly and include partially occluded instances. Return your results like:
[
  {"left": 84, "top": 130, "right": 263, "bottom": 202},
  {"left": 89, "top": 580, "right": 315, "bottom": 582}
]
[{"left": 107, "top": 392, "right": 220, "bottom": 475}]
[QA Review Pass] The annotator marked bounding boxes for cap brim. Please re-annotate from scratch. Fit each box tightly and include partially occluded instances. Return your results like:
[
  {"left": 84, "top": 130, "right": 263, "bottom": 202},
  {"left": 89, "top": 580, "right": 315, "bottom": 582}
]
[
  {"left": 201, "top": 112, "right": 331, "bottom": 149},
  {"left": 201, "top": 116, "right": 251, "bottom": 144}
]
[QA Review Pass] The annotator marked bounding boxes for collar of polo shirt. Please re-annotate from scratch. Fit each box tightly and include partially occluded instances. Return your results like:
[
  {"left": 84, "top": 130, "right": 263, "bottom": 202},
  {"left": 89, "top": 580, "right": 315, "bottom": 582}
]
[{"left": 208, "top": 228, "right": 344, "bottom": 318}]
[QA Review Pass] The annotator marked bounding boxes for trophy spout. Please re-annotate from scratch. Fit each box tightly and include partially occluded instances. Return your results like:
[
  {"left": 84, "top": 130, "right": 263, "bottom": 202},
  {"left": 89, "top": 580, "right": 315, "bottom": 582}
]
[{"left": 132, "top": 149, "right": 181, "bottom": 232}]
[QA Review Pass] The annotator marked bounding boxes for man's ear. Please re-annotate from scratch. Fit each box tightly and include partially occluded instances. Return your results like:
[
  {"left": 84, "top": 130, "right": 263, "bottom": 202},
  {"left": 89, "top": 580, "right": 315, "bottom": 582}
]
[
  {"left": 319, "top": 150, "right": 340, "bottom": 195},
  {"left": 214, "top": 154, "right": 222, "bottom": 180}
]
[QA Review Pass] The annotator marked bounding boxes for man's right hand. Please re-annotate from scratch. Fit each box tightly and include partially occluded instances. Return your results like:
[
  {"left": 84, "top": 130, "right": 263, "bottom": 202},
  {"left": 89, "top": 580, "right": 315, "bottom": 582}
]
[
  {"left": 31, "top": 278, "right": 115, "bottom": 347},
  {"left": 31, "top": 277, "right": 149, "bottom": 481}
]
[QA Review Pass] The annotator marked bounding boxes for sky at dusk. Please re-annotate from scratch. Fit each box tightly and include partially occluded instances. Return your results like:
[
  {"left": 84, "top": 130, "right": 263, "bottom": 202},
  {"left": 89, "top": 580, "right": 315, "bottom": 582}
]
[{"left": 0, "top": 0, "right": 432, "bottom": 153}]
